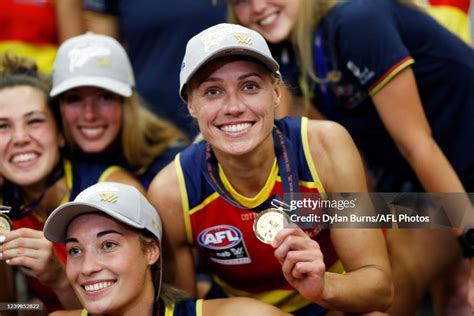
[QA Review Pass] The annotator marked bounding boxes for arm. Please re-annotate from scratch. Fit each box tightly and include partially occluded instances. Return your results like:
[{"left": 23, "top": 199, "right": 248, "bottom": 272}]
[
  {"left": 102, "top": 167, "right": 146, "bottom": 195},
  {"left": 203, "top": 297, "right": 290, "bottom": 316},
  {"left": 372, "top": 67, "right": 472, "bottom": 229},
  {"left": 55, "top": 0, "right": 85, "bottom": 43},
  {"left": 1, "top": 228, "right": 81, "bottom": 309},
  {"left": 0, "top": 260, "right": 16, "bottom": 303},
  {"left": 372, "top": 67, "right": 464, "bottom": 193},
  {"left": 147, "top": 162, "right": 197, "bottom": 296},
  {"left": 272, "top": 121, "right": 392, "bottom": 312},
  {"left": 83, "top": 9, "right": 120, "bottom": 38}
]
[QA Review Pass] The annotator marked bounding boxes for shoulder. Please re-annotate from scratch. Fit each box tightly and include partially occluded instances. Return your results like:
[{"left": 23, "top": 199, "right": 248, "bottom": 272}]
[
  {"left": 306, "top": 120, "right": 366, "bottom": 191},
  {"left": 325, "top": 0, "right": 396, "bottom": 37},
  {"left": 202, "top": 298, "right": 290, "bottom": 316},
  {"left": 306, "top": 119, "right": 354, "bottom": 153},
  {"left": 100, "top": 166, "right": 146, "bottom": 194},
  {"left": 147, "top": 159, "right": 182, "bottom": 212},
  {"left": 329, "top": 0, "right": 391, "bottom": 20}
]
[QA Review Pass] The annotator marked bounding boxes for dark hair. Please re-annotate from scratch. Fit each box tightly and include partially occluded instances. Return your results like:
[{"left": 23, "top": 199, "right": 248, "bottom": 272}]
[
  {"left": 138, "top": 231, "right": 188, "bottom": 307},
  {"left": 0, "top": 54, "right": 63, "bottom": 134}
]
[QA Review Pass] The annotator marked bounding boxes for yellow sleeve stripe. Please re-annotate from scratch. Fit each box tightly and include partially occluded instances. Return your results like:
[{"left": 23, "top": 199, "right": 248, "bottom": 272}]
[
  {"left": 175, "top": 154, "right": 193, "bottom": 244},
  {"left": 196, "top": 299, "right": 203, "bottom": 316},
  {"left": 98, "top": 166, "right": 122, "bottom": 182},
  {"left": 164, "top": 303, "right": 175, "bottom": 316},
  {"left": 369, "top": 57, "right": 414, "bottom": 96},
  {"left": 301, "top": 117, "right": 326, "bottom": 196}
]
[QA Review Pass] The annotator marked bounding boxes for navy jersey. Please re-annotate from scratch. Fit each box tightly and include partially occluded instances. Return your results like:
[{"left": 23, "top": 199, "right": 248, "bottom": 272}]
[
  {"left": 80, "top": 298, "right": 202, "bottom": 316},
  {"left": 177, "top": 117, "right": 338, "bottom": 314},
  {"left": 83, "top": 0, "right": 226, "bottom": 137},
  {"left": 273, "top": 0, "right": 474, "bottom": 191}
]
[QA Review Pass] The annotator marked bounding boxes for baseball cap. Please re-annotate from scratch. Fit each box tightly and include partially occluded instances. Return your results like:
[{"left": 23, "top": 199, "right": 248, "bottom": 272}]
[
  {"left": 179, "top": 23, "right": 279, "bottom": 101},
  {"left": 44, "top": 182, "right": 162, "bottom": 243},
  {"left": 50, "top": 32, "right": 135, "bottom": 97}
]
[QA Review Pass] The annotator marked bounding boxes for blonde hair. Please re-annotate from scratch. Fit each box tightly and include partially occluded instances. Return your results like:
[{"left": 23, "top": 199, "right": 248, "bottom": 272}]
[
  {"left": 229, "top": 0, "right": 423, "bottom": 100},
  {"left": 121, "top": 92, "right": 187, "bottom": 169}
]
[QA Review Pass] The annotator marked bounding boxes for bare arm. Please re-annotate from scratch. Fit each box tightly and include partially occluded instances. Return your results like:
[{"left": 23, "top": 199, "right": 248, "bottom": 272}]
[
  {"left": 83, "top": 9, "right": 120, "bottom": 38},
  {"left": 0, "top": 260, "right": 16, "bottom": 303},
  {"left": 147, "top": 162, "right": 197, "bottom": 296},
  {"left": 203, "top": 297, "right": 290, "bottom": 316},
  {"left": 273, "top": 121, "right": 392, "bottom": 312},
  {"left": 372, "top": 67, "right": 472, "bottom": 229},
  {"left": 372, "top": 67, "right": 463, "bottom": 193},
  {"left": 55, "top": 0, "right": 85, "bottom": 43}
]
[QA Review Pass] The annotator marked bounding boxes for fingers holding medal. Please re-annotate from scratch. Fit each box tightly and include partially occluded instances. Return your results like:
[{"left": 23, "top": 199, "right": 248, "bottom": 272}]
[
  {"left": 0, "top": 205, "right": 13, "bottom": 244},
  {"left": 253, "top": 208, "right": 291, "bottom": 244}
]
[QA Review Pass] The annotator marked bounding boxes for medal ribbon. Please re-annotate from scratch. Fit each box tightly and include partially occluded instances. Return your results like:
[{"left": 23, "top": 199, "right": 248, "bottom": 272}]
[{"left": 200, "top": 122, "right": 300, "bottom": 211}]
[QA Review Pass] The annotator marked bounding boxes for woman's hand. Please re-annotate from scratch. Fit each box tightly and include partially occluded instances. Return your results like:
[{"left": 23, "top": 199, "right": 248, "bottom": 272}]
[
  {"left": 1, "top": 228, "right": 65, "bottom": 288},
  {"left": 272, "top": 227, "right": 326, "bottom": 302}
]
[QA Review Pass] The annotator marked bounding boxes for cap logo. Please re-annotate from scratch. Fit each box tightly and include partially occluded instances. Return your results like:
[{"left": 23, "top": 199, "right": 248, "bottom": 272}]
[
  {"left": 152, "top": 219, "right": 159, "bottom": 230},
  {"left": 201, "top": 25, "right": 250, "bottom": 52},
  {"left": 68, "top": 42, "right": 112, "bottom": 72},
  {"left": 233, "top": 35, "right": 252, "bottom": 46},
  {"left": 99, "top": 193, "right": 118, "bottom": 203}
]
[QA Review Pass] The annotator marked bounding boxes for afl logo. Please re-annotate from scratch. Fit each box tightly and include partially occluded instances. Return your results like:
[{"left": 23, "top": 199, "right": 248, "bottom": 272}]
[{"left": 198, "top": 225, "right": 242, "bottom": 250}]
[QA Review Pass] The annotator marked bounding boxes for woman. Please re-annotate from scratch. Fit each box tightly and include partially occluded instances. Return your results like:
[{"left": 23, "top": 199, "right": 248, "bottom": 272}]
[
  {"left": 0, "top": 54, "right": 143, "bottom": 312},
  {"left": 148, "top": 23, "right": 392, "bottom": 315},
  {"left": 50, "top": 32, "right": 188, "bottom": 189},
  {"left": 79, "top": 0, "right": 227, "bottom": 138},
  {"left": 228, "top": 0, "right": 474, "bottom": 314},
  {"left": 44, "top": 182, "right": 289, "bottom": 316}
]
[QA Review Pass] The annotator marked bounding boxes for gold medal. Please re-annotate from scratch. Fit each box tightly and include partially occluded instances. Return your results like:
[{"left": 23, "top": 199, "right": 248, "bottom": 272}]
[
  {"left": 253, "top": 208, "right": 291, "bottom": 244},
  {"left": 0, "top": 212, "right": 13, "bottom": 235}
]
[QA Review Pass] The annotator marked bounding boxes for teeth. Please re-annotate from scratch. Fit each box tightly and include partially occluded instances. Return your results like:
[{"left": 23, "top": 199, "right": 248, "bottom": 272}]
[
  {"left": 221, "top": 123, "right": 252, "bottom": 133},
  {"left": 84, "top": 281, "right": 115, "bottom": 292},
  {"left": 80, "top": 127, "right": 103, "bottom": 137},
  {"left": 12, "top": 153, "right": 37, "bottom": 163},
  {"left": 260, "top": 14, "right": 277, "bottom": 26}
]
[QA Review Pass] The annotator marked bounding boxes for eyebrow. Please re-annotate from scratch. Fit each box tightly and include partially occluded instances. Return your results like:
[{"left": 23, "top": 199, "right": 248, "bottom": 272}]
[
  {"left": 65, "top": 230, "right": 124, "bottom": 244},
  {"left": 0, "top": 111, "right": 43, "bottom": 121},
  {"left": 198, "top": 72, "right": 263, "bottom": 86}
]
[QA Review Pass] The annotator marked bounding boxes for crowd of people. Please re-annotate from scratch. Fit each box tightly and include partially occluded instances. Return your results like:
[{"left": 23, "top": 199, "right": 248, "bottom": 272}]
[{"left": 0, "top": 0, "right": 473, "bottom": 315}]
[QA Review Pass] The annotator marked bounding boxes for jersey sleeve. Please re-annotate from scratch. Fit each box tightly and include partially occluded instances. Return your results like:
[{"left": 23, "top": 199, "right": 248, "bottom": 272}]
[
  {"left": 329, "top": 0, "right": 414, "bottom": 95},
  {"left": 83, "top": 0, "right": 119, "bottom": 15}
]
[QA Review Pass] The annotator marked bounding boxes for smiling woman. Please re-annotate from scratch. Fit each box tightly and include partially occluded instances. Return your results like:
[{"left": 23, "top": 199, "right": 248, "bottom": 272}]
[
  {"left": 0, "top": 54, "right": 144, "bottom": 313},
  {"left": 44, "top": 182, "right": 289, "bottom": 316},
  {"left": 148, "top": 23, "right": 393, "bottom": 315},
  {"left": 51, "top": 33, "right": 188, "bottom": 189}
]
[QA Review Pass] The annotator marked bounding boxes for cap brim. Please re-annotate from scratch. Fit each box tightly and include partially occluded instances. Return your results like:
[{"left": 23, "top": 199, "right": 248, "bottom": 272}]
[
  {"left": 44, "top": 201, "right": 144, "bottom": 243},
  {"left": 50, "top": 76, "right": 132, "bottom": 97},
  {"left": 180, "top": 45, "right": 279, "bottom": 101}
]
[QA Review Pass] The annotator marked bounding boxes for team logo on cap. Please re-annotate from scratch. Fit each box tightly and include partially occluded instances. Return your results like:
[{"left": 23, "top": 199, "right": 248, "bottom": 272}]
[
  {"left": 201, "top": 25, "right": 250, "bottom": 52},
  {"left": 234, "top": 35, "right": 252, "bottom": 46},
  {"left": 68, "top": 42, "right": 112, "bottom": 72},
  {"left": 99, "top": 193, "right": 118, "bottom": 203}
]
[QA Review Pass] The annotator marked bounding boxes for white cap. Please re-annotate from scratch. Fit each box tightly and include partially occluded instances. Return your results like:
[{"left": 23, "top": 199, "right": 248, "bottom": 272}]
[
  {"left": 44, "top": 182, "right": 162, "bottom": 243},
  {"left": 179, "top": 23, "right": 279, "bottom": 101},
  {"left": 50, "top": 32, "right": 135, "bottom": 97}
]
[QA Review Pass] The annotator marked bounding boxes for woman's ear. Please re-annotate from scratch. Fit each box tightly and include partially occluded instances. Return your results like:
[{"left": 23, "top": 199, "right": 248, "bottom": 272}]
[
  {"left": 187, "top": 97, "right": 198, "bottom": 118},
  {"left": 273, "top": 81, "right": 282, "bottom": 110},
  {"left": 146, "top": 240, "right": 161, "bottom": 266}
]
